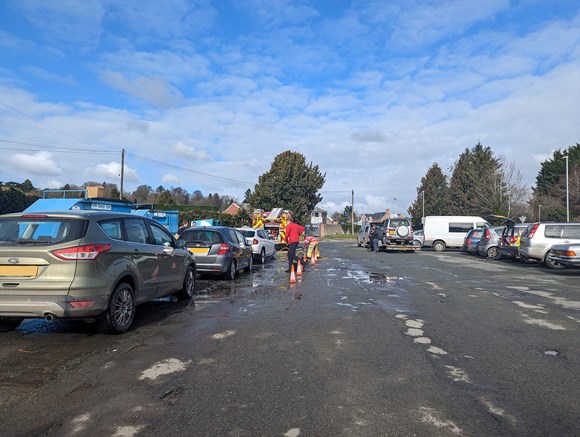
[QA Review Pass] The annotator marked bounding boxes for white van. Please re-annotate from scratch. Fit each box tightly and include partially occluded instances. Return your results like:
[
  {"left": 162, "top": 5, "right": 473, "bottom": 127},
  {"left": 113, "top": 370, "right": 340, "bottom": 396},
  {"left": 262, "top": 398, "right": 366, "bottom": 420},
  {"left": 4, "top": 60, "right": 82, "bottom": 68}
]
[{"left": 423, "top": 216, "right": 491, "bottom": 252}]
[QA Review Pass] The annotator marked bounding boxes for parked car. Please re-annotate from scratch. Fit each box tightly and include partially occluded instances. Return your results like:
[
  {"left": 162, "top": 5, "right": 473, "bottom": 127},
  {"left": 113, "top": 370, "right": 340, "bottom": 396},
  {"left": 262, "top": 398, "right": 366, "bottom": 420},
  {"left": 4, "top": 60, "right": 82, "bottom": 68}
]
[
  {"left": 178, "top": 226, "right": 252, "bottom": 279},
  {"left": 499, "top": 223, "right": 529, "bottom": 260},
  {"left": 519, "top": 222, "right": 580, "bottom": 269},
  {"left": 476, "top": 226, "right": 505, "bottom": 259},
  {"left": 357, "top": 221, "right": 382, "bottom": 248},
  {"left": 0, "top": 211, "right": 196, "bottom": 334},
  {"left": 549, "top": 243, "right": 580, "bottom": 268},
  {"left": 236, "top": 227, "right": 276, "bottom": 264},
  {"left": 423, "top": 216, "right": 491, "bottom": 252},
  {"left": 461, "top": 228, "right": 484, "bottom": 254},
  {"left": 412, "top": 229, "right": 424, "bottom": 246}
]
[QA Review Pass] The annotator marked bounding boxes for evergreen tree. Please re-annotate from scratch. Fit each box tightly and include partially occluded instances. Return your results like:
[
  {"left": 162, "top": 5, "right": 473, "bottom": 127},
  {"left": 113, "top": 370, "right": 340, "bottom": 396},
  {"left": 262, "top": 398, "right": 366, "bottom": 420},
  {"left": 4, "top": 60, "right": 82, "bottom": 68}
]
[
  {"left": 447, "top": 143, "right": 500, "bottom": 216},
  {"left": 249, "top": 150, "right": 326, "bottom": 224},
  {"left": 407, "top": 163, "right": 449, "bottom": 228}
]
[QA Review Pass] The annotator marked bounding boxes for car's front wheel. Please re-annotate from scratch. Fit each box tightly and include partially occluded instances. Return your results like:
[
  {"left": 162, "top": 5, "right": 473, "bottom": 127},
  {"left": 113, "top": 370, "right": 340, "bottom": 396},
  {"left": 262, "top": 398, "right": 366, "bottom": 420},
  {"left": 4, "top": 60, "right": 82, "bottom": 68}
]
[
  {"left": 97, "top": 283, "right": 135, "bottom": 335},
  {"left": 175, "top": 265, "right": 196, "bottom": 300},
  {"left": 544, "top": 254, "right": 565, "bottom": 270}
]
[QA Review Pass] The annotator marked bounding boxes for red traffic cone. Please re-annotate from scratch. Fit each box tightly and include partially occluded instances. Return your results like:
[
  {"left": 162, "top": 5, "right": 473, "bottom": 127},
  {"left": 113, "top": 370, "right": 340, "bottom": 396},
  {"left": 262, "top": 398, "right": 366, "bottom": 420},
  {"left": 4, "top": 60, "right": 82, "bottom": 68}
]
[
  {"left": 297, "top": 259, "right": 303, "bottom": 276},
  {"left": 289, "top": 264, "right": 297, "bottom": 283}
]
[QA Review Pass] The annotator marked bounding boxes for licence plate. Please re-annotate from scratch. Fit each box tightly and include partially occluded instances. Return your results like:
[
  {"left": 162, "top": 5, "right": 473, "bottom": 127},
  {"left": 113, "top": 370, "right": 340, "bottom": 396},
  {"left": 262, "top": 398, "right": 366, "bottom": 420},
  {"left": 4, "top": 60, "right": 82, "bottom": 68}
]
[
  {"left": 0, "top": 265, "right": 39, "bottom": 277},
  {"left": 389, "top": 230, "right": 396, "bottom": 235},
  {"left": 189, "top": 248, "right": 209, "bottom": 255}
]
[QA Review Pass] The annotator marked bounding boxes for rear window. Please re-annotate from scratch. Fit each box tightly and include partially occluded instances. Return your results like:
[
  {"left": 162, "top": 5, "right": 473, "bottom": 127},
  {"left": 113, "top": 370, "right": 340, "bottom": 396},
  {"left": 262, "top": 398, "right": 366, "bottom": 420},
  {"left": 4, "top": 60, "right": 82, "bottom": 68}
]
[
  {"left": 0, "top": 217, "right": 86, "bottom": 246},
  {"left": 562, "top": 225, "right": 580, "bottom": 239},
  {"left": 241, "top": 230, "right": 256, "bottom": 238},
  {"left": 180, "top": 230, "right": 223, "bottom": 244},
  {"left": 388, "top": 219, "right": 410, "bottom": 227}
]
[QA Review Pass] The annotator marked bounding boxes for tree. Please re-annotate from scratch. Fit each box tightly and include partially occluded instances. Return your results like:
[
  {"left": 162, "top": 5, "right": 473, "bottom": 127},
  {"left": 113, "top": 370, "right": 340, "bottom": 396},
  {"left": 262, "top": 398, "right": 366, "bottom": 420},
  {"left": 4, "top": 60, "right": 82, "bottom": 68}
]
[
  {"left": 243, "top": 189, "right": 252, "bottom": 203},
  {"left": 447, "top": 143, "right": 500, "bottom": 216},
  {"left": 131, "top": 185, "right": 153, "bottom": 203},
  {"left": 532, "top": 144, "right": 580, "bottom": 221},
  {"left": 249, "top": 150, "right": 326, "bottom": 224},
  {"left": 407, "top": 163, "right": 449, "bottom": 228}
]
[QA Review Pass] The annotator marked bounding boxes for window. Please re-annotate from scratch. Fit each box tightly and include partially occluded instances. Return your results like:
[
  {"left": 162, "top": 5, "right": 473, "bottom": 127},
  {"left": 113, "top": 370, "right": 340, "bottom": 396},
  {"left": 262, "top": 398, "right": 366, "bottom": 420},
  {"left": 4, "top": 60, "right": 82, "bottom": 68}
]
[
  {"left": 150, "top": 223, "right": 173, "bottom": 246},
  {"left": 562, "top": 225, "right": 580, "bottom": 238},
  {"left": 545, "top": 225, "right": 562, "bottom": 238},
  {"left": 449, "top": 223, "right": 473, "bottom": 233},
  {"left": 124, "top": 219, "right": 149, "bottom": 244},
  {"left": 100, "top": 219, "right": 123, "bottom": 240},
  {"left": 0, "top": 218, "right": 85, "bottom": 245}
]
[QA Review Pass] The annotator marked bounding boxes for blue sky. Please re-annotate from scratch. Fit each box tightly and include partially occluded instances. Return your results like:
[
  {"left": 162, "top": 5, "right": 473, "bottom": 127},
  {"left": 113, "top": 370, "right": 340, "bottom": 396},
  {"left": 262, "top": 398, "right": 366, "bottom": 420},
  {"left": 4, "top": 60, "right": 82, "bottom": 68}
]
[{"left": 1, "top": 0, "right": 579, "bottom": 216}]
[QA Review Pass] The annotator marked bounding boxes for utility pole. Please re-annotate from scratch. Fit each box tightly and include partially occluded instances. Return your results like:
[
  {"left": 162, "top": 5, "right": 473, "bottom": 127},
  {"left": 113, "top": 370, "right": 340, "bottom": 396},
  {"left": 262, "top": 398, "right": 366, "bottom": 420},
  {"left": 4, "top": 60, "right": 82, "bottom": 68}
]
[
  {"left": 351, "top": 190, "right": 355, "bottom": 235},
  {"left": 120, "top": 148, "right": 125, "bottom": 200},
  {"left": 565, "top": 154, "right": 569, "bottom": 222}
]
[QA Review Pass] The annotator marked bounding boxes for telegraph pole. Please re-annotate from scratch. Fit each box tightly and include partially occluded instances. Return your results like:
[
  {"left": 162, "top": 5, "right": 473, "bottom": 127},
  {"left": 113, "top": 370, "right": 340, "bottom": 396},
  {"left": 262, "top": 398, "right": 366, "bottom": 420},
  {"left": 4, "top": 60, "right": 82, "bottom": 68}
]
[
  {"left": 351, "top": 190, "right": 355, "bottom": 235},
  {"left": 120, "top": 148, "right": 125, "bottom": 200}
]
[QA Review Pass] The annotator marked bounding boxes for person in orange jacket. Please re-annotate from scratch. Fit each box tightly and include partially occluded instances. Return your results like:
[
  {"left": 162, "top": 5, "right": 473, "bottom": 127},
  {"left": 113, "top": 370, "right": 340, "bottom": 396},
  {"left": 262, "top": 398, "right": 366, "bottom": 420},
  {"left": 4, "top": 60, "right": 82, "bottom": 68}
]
[{"left": 285, "top": 215, "right": 305, "bottom": 272}]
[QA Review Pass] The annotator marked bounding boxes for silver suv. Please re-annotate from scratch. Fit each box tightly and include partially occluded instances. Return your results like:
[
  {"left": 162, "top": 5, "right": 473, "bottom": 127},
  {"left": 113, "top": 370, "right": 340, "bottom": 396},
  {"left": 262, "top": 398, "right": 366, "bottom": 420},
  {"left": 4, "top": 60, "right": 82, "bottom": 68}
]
[
  {"left": 379, "top": 217, "right": 414, "bottom": 246},
  {"left": 0, "top": 211, "right": 196, "bottom": 334},
  {"left": 519, "top": 222, "right": 580, "bottom": 269}
]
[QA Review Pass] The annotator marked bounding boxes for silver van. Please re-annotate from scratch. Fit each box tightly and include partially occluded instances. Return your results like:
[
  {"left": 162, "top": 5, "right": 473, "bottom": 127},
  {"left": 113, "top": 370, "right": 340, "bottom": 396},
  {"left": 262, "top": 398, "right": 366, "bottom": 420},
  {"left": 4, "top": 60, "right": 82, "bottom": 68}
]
[{"left": 519, "top": 222, "right": 580, "bottom": 269}]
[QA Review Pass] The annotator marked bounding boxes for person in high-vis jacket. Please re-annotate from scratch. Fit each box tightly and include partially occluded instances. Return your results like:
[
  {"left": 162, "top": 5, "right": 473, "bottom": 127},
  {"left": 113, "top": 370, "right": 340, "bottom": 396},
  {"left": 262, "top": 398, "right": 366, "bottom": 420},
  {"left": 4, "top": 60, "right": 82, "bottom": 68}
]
[
  {"left": 304, "top": 235, "right": 320, "bottom": 261},
  {"left": 285, "top": 216, "right": 305, "bottom": 272}
]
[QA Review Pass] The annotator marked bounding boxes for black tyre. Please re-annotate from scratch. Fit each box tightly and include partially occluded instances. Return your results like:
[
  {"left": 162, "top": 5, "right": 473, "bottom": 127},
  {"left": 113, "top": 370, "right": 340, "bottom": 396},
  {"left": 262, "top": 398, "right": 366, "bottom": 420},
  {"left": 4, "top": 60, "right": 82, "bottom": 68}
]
[
  {"left": 0, "top": 317, "right": 23, "bottom": 332},
  {"left": 175, "top": 265, "right": 196, "bottom": 300},
  {"left": 259, "top": 249, "right": 266, "bottom": 264},
  {"left": 433, "top": 241, "right": 446, "bottom": 252},
  {"left": 224, "top": 260, "right": 237, "bottom": 280},
  {"left": 544, "top": 254, "right": 565, "bottom": 270},
  {"left": 272, "top": 249, "right": 276, "bottom": 260},
  {"left": 245, "top": 255, "right": 253, "bottom": 272},
  {"left": 487, "top": 247, "right": 500, "bottom": 260},
  {"left": 97, "top": 283, "right": 135, "bottom": 335}
]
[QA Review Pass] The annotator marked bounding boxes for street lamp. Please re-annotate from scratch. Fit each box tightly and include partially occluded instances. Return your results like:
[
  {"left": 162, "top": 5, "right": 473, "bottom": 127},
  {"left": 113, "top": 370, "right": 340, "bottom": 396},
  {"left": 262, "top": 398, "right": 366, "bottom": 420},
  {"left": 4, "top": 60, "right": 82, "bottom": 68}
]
[
  {"left": 565, "top": 154, "right": 569, "bottom": 222},
  {"left": 421, "top": 190, "right": 425, "bottom": 223},
  {"left": 538, "top": 204, "right": 542, "bottom": 222}
]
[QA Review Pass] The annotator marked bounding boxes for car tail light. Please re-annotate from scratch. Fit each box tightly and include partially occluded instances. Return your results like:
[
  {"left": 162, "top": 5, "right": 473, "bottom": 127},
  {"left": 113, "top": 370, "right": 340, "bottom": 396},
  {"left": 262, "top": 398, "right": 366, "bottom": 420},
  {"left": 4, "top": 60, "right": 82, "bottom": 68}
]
[
  {"left": 509, "top": 236, "right": 517, "bottom": 244},
  {"left": 52, "top": 244, "right": 111, "bottom": 260},
  {"left": 218, "top": 243, "right": 230, "bottom": 255},
  {"left": 528, "top": 223, "right": 540, "bottom": 239},
  {"left": 253, "top": 238, "right": 259, "bottom": 245},
  {"left": 484, "top": 229, "right": 491, "bottom": 241},
  {"left": 466, "top": 238, "right": 471, "bottom": 244}
]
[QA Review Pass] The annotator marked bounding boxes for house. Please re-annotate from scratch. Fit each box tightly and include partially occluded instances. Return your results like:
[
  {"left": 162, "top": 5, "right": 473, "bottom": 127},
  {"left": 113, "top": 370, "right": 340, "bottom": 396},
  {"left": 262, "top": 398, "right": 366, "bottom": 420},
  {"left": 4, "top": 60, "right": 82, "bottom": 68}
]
[
  {"left": 358, "top": 212, "right": 385, "bottom": 225},
  {"left": 222, "top": 202, "right": 242, "bottom": 215},
  {"left": 310, "top": 207, "right": 328, "bottom": 224}
]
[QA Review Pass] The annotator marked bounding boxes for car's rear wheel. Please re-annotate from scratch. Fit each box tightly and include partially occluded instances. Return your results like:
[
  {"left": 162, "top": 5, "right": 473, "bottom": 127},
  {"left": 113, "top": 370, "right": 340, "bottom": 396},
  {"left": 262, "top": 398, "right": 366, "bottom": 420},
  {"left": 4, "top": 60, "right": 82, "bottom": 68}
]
[
  {"left": 259, "top": 248, "right": 266, "bottom": 264},
  {"left": 224, "top": 260, "right": 237, "bottom": 280},
  {"left": 0, "top": 317, "right": 23, "bottom": 332},
  {"left": 544, "top": 254, "right": 565, "bottom": 270},
  {"left": 97, "top": 283, "right": 135, "bottom": 335},
  {"left": 487, "top": 246, "right": 500, "bottom": 260},
  {"left": 175, "top": 265, "right": 196, "bottom": 300},
  {"left": 432, "top": 240, "right": 446, "bottom": 252}
]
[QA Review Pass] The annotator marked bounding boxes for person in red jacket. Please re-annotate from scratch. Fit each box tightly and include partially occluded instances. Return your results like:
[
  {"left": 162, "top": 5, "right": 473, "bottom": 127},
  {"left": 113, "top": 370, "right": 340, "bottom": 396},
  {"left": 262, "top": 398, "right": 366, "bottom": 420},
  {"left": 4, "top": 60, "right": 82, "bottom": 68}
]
[{"left": 285, "top": 216, "right": 305, "bottom": 272}]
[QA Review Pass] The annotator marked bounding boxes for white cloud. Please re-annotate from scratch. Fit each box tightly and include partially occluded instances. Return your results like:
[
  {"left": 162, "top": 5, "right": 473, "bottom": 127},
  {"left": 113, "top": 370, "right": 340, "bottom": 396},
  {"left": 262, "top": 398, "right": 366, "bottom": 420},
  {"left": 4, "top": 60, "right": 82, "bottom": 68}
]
[
  {"left": 172, "top": 142, "right": 211, "bottom": 161},
  {"left": 6, "top": 151, "right": 62, "bottom": 176},
  {"left": 86, "top": 161, "right": 139, "bottom": 184},
  {"left": 162, "top": 174, "right": 180, "bottom": 184},
  {"left": 100, "top": 71, "right": 184, "bottom": 107}
]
